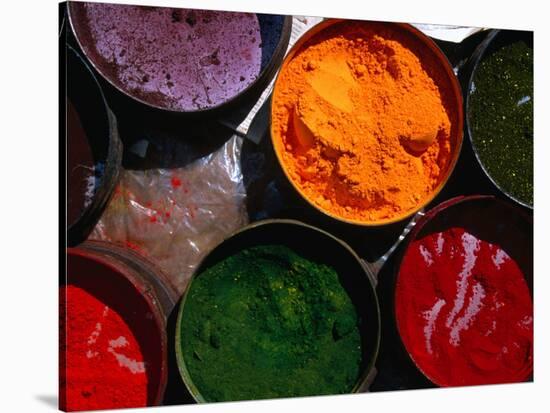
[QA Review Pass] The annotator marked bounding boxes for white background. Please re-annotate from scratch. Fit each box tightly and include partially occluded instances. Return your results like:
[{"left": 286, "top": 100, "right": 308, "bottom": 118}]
[{"left": 0, "top": 0, "right": 547, "bottom": 412}]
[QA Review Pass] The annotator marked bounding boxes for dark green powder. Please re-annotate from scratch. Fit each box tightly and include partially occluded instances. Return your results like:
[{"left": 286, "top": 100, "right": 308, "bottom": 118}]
[
  {"left": 469, "top": 38, "right": 533, "bottom": 206},
  {"left": 179, "top": 245, "right": 362, "bottom": 402}
]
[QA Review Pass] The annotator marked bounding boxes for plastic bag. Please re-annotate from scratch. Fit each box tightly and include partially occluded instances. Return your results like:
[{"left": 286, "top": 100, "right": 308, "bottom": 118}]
[{"left": 90, "top": 136, "right": 248, "bottom": 294}]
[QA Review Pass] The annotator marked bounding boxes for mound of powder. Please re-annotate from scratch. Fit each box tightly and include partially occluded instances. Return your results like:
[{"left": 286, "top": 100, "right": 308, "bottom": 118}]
[
  {"left": 72, "top": 3, "right": 263, "bottom": 110},
  {"left": 180, "top": 245, "right": 362, "bottom": 401},
  {"left": 396, "top": 227, "right": 533, "bottom": 386},
  {"left": 60, "top": 285, "right": 149, "bottom": 410},
  {"left": 272, "top": 22, "right": 456, "bottom": 223}
]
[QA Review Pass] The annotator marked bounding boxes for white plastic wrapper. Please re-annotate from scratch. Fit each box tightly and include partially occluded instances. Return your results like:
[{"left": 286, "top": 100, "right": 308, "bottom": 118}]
[
  {"left": 413, "top": 24, "right": 485, "bottom": 43},
  {"left": 90, "top": 136, "right": 248, "bottom": 293}
]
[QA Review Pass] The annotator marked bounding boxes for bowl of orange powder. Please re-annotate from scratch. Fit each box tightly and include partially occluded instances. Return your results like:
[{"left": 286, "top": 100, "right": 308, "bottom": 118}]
[{"left": 270, "top": 20, "right": 463, "bottom": 226}]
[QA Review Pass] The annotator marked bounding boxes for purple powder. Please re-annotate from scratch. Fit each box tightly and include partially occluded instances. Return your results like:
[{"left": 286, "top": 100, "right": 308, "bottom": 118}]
[{"left": 74, "top": 3, "right": 263, "bottom": 111}]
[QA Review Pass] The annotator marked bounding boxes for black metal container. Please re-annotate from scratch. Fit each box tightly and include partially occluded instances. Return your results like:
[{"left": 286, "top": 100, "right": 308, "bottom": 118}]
[
  {"left": 67, "top": 3, "right": 292, "bottom": 118},
  {"left": 465, "top": 30, "right": 533, "bottom": 209},
  {"left": 61, "top": 241, "right": 179, "bottom": 409},
  {"left": 175, "top": 219, "right": 381, "bottom": 402},
  {"left": 392, "top": 195, "right": 533, "bottom": 386},
  {"left": 65, "top": 44, "right": 122, "bottom": 246},
  {"left": 270, "top": 19, "right": 464, "bottom": 227}
]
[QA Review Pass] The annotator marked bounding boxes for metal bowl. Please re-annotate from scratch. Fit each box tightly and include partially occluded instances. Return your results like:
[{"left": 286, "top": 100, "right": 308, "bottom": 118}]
[
  {"left": 392, "top": 195, "right": 533, "bottom": 386},
  {"left": 270, "top": 19, "right": 464, "bottom": 227},
  {"left": 67, "top": 3, "right": 292, "bottom": 117},
  {"left": 465, "top": 30, "right": 533, "bottom": 209},
  {"left": 62, "top": 243, "right": 174, "bottom": 408},
  {"left": 65, "top": 45, "right": 122, "bottom": 246},
  {"left": 175, "top": 219, "right": 381, "bottom": 402}
]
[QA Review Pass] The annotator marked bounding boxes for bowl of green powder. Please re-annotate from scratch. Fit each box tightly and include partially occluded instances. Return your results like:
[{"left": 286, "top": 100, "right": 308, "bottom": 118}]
[
  {"left": 175, "top": 219, "right": 380, "bottom": 402},
  {"left": 466, "top": 29, "right": 533, "bottom": 208}
]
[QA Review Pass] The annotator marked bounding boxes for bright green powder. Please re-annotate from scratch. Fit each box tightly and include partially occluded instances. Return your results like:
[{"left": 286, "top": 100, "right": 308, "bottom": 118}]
[{"left": 179, "top": 245, "right": 362, "bottom": 402}]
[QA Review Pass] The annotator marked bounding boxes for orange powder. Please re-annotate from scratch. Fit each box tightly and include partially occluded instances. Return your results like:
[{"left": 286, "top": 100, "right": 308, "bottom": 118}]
[{"left": 271, "top": 22, "right": 458, "bottom": 224}]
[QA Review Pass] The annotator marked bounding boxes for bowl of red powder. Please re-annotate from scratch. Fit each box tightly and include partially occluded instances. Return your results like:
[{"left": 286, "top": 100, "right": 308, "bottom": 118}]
[
  {"left": 60, "top": 245, "right": 171, "bottom": 411},
  {"left": 394, "top": 195, "right": 533, "bottom": 387},
  {"left": 270, "top": 19, "right": 463, "bottom": 226},
  {"left": 67, "top": 2, "right": 291, "bottom": 114}
]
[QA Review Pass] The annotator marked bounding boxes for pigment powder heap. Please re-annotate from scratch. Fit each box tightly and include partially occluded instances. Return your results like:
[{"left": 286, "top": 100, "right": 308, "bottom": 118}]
[
  {"left": 179, "top": 245, "right": 362, "bottom": 401},
  {"left": 60, "top": 253, "right": 165, "bottom": 411},
  {"left": 71, "top": 3, "right": 267, "bottom": 111},
  {"left": 395, "top": 227, "right": 533, "bottom": 386},
  {"left": 272, "top": 22, "right": 458, "bottom": 224},
  {"left": 60, "top": 285, "right": 148, "bottom": 410},
  {"left": 468, "top": 37, "right": 533, "bottom": 206}
]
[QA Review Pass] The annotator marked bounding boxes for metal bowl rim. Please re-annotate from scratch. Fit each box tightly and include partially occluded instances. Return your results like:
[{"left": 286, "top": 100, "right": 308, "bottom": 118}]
[{"left": 67, "top": 3, "right": 293, "bottom": 116}]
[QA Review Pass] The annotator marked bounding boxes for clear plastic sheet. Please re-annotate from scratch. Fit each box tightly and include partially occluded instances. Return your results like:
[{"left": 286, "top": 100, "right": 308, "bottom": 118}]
[{"left": 90, "top": 136, "right": 248, "bottom": 293}]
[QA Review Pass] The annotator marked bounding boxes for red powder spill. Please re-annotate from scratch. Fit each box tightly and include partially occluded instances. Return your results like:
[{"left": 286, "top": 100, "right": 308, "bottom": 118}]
[
  {"left": 395, "top": 227, "right": 533, "bottom": 386},
  {"left": 125, "top": 241, "right": 142, "bottom": 252},
  {"left": 60, "top": 285, "right": 148, "bottom": 411},
  {"left": 170, "top": 177, "right": 182, "bottom": 189}
]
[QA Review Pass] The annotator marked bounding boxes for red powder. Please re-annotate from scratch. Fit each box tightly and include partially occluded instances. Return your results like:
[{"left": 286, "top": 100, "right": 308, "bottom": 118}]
[
  {"left": 124, "top": 241, "right": 142, "bottom": 253},
  {"left": 170, "top": 177, "right": 182, "bottom": 189},
  {"left": 395, "top": 227, "right": 533, "bottom": 386},
  {"left": 60, "top": 285, "right": 148, "bottom": 411}
]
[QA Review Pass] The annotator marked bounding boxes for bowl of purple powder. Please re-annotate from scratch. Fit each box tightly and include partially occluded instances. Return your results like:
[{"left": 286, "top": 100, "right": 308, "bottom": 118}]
[{"left": 68, "top": 2, "right": 291, "bottom": 114}]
